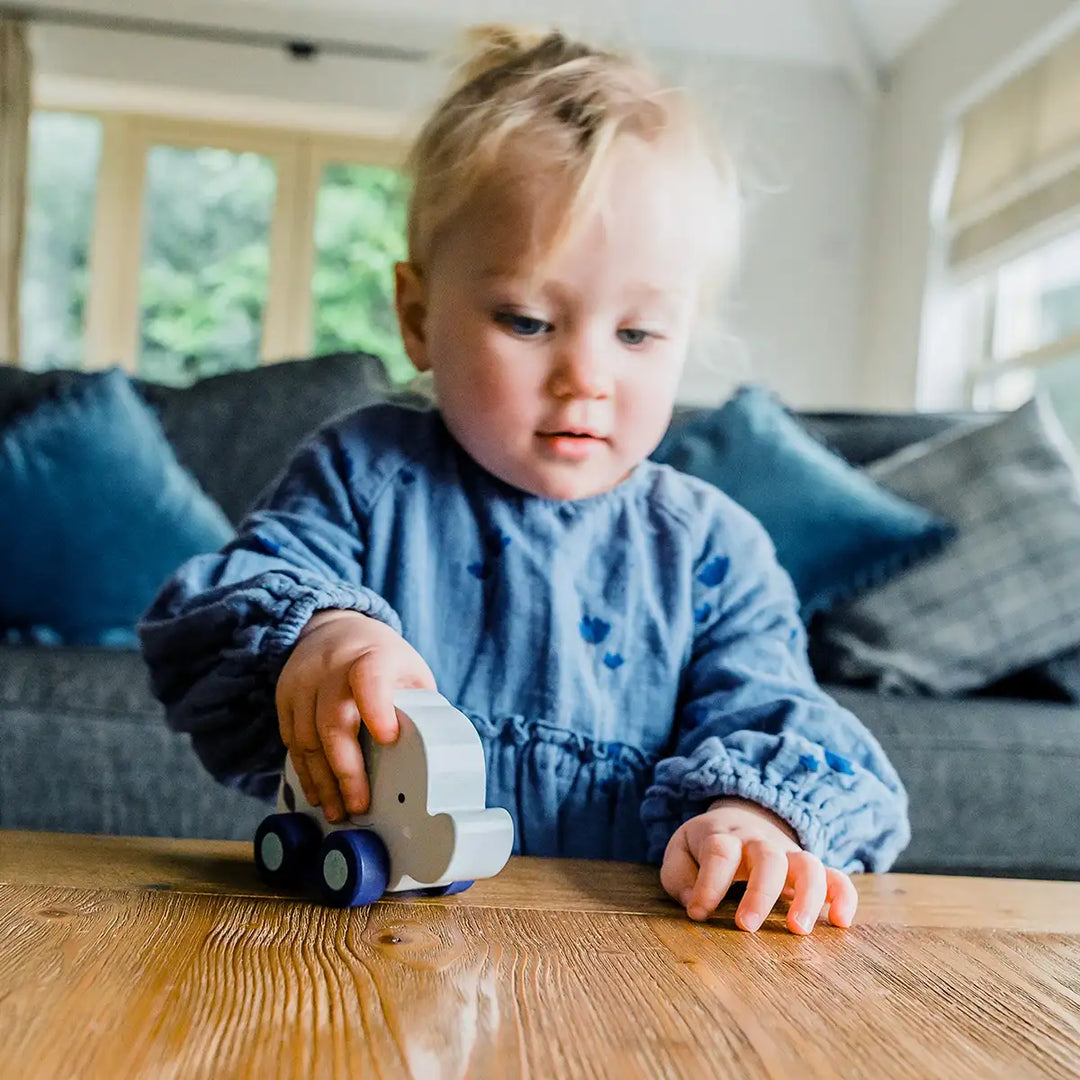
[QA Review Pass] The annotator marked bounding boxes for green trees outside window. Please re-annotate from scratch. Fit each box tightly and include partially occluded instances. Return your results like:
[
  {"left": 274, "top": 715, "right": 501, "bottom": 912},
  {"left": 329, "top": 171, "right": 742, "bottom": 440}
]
[
  {"left": 20, "top": 111, "right": 414, "bottom": 385},
  {"left": 312, "top": 163, "right": 412, "bottom": 384}
]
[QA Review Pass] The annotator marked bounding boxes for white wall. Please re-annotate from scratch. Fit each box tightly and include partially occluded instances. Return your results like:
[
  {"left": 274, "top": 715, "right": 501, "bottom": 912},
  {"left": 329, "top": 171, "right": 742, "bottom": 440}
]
[
  {"left": 665, "top": 57, "right": 874, "bottom": 407},
  {"left": 859, "top": 0, "right": 1080, "bottom": 410},
  {"left": 30, "top": 24, "right": 874, "bottom": 408}
]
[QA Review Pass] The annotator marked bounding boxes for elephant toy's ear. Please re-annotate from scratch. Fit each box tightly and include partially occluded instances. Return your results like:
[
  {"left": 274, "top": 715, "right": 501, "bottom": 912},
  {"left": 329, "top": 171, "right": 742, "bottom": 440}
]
[
  {"left": 364, "top": 690, "right": 514, "bottom": 890},
  {"left": 399, "top": 812, "right": 458, "bottom": 883}
]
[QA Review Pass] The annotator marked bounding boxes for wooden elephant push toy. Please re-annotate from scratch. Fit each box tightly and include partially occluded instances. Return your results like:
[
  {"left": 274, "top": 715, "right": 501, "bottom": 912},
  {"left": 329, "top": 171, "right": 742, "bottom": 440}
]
[{"left": 254, "top": 690, "right": 515, "bottom": 907}]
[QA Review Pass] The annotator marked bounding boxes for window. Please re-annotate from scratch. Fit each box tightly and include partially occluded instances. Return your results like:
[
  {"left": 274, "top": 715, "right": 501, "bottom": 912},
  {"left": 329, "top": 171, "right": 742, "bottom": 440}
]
[
  {"left": 139, "top": 144, "right": 277, "bottom": 385},
  {"left": 932, "top": 25, "right": 1080, "bottom": 417},
  {"left": 966, "top": 228, "right": 1080, "bottom": 411},
  {"left": 311, "top": 162, "right": 410, "bottom": 382},
  {"left": 20, "top": 112, "right": 101, "bottom": 371},
  {"left": 17, "top": 110, "right": 411, "bottom": 385}
]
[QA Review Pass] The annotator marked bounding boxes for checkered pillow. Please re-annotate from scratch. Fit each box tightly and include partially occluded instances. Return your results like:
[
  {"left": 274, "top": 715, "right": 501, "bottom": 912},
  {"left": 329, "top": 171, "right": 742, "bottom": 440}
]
[{"left": 815, "top": 396, "right": 1080, "bottom": 694}]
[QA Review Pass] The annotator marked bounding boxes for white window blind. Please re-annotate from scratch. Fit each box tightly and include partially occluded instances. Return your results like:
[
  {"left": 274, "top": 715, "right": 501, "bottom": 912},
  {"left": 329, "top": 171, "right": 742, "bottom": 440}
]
[{"left": 948, "top": 27, "right": 1080, "bottom": 271}]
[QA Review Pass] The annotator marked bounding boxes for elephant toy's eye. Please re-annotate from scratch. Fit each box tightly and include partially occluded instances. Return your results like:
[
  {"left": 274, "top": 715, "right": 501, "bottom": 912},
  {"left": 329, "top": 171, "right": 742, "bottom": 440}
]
[{"left": 398, "top": 792, "right": 406, "bottom": 803}]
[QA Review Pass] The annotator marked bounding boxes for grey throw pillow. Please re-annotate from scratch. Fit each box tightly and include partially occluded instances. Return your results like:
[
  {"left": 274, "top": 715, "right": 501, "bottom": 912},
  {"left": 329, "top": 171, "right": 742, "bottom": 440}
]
[
  {"left": 136, "top": 351, "right": 393, "bottom": 524},
  {"left": 815, "top": 396, "right": 1080, "bottom": 695}
]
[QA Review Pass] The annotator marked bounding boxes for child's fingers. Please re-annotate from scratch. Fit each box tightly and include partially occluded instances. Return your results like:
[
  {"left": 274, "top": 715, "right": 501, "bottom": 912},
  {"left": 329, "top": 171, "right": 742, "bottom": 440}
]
[
  {"left": 288, "top": 688, "right": 344, "bottom": 818},
  {"left": 347, "top": 654, "right": 401, "bottom": 745},
  {"left": 735, "top": 841, "right": 789, "bottom": 932},
  {"left": 685, "top": 833, "right": 742, "bottom": 921},
  {"left": 658, "top": 830, "right": 699, "bottom": 903},
  {"left": 316, "top": 683, "right": 369, "bottom": 818},
  {"left": 784, "top": 852, "right": 828, "bottom": 935},
  {"left": 824, "top": 868, "right": 858, "bottom": 928},
  {"left": 282, "top": 692, "right": 324, "bottom": 807},
  {"left": 277, "top": 692, "right": 310, "bottom": 802},
  {"left": 302, "top": 737, "right": 344, "bottom": 822},
  {"left": 275, "top": 680, "right": 294, "bottom": 747}
]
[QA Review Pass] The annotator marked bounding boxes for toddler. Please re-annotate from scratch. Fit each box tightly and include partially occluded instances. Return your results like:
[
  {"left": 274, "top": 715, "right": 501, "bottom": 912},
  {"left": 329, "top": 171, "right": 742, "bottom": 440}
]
[{"left": 141, "top": 28, "right": 910, "bottom": 935}]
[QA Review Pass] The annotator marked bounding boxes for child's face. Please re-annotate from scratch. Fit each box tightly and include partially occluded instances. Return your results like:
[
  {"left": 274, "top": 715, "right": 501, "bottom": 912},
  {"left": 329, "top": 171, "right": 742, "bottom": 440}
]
[{"left": 397, "top": 137, "right": 709, "bottom": 501}]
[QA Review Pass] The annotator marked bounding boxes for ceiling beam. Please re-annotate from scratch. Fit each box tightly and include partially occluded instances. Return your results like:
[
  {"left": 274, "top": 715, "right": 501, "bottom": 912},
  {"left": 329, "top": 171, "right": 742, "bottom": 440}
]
[{"left": 808, "top": 0, "right": 885, "bottom": 104}]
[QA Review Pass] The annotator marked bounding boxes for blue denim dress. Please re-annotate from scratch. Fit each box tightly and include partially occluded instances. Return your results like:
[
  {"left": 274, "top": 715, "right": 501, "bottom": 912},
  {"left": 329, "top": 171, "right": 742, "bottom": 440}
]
[{"left": 140, "top": 403, "right": 910, "bottom": 871}]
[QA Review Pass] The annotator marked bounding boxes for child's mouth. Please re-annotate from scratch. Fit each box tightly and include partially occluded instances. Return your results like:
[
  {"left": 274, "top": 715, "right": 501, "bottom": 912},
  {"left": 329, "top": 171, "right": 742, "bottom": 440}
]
[{"left": 536, "top": 431, "right": 608, "bottom": 460}]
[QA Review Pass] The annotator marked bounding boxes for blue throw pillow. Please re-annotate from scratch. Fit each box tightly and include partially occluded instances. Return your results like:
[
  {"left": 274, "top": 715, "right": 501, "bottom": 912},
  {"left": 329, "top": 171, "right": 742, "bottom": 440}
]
[
  {"left": 0, "top": 368, "right": 235, "bottom": 645},
  {"left": 652, "top": 385, "right": 955, "bottom": 619}
]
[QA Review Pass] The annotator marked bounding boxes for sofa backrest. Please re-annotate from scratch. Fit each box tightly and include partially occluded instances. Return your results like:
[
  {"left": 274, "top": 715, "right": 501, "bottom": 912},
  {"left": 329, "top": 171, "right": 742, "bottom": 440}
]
[
  {"left": 134, "top": 352, "right": 392, "bottom": 524},
  {"left": 0, "top": 352, "right": 394, "bottom": 526},
  {"left": 799, "top": 411, "right": 995, "bottom": 466},
  {"left": 668, "top": 403, "right": 995, "bottom": 468},
  {"left": 1, "top": 357, "right": 999, "bottom": 521}
]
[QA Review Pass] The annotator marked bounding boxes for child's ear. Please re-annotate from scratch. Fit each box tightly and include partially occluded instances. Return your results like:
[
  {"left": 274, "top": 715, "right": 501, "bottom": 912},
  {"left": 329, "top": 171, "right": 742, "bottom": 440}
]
[{"left": 395, "top": 261, "right": 430, "bottom": 372}]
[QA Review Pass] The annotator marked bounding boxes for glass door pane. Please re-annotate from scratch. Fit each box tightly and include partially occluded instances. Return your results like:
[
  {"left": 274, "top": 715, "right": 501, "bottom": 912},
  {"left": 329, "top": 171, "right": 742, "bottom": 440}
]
[
  {"left": 138, "top": 145, "right": 276, "bottom": 385},
  {"left": 311, "top": 163, "right": 411, "bottom": 382},
  {"left": 20, "top": 111, "right": 102, "bottom": 370}
]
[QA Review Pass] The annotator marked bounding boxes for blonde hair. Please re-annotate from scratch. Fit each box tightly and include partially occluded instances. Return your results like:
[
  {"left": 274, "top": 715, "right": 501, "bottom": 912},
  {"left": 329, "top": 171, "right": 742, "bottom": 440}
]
[{"left": 404, "top": 26, "right": 739, "bottom": 282}]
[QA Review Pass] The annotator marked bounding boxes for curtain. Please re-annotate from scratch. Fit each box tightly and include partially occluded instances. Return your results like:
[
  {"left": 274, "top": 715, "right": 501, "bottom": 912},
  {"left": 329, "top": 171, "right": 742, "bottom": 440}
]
[
  {"left": 0, "top": 17, "right": 31, "bottom": 365},
  {"left": 947, "top": 26, "right": 1080, "bottom": 271}
]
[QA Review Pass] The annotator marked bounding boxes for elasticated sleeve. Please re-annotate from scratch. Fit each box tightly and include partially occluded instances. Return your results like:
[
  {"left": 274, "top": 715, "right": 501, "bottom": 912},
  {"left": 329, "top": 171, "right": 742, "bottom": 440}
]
[
  {"left": 640, "top": 506, "right": 910, "bottom": 872},
  {"left": 138, "top": 428, "right": 401, "bottom": 798}
]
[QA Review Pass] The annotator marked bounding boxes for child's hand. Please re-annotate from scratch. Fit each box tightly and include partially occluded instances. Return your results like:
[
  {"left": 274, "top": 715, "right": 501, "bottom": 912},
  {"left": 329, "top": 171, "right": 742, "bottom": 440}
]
[
  {"left": 659, "top": 797, "right": 858, "bottom": 934},
  {"left": 276, "top": 610, "right": 436, "bottom": 823}
]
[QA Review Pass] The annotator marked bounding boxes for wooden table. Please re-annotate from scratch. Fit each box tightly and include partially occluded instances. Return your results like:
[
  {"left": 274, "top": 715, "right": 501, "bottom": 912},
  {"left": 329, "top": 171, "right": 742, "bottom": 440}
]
[{"left": 2, "top": 831, "right": 1079, "bottom": 1079}]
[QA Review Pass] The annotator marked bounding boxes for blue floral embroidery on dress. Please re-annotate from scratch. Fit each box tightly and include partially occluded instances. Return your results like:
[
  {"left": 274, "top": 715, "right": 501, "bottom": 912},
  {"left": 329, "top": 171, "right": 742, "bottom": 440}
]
[
  {"left": 698, "top": 556, "right": 730, "bottom": 588},
  {"left": 603, "top": 652, "right": 624, "bottom": 670},
  {"left": 484, "top": 529, "right": 511, "bottom": 557},
  {"left": 253, "top": 532, "right": 282, "bottom": 556},
  {"left": 799, "top": 753, "right": 820, "bottom": 772},
  {"left": 580, "top": 615, "right": 611, "bottom": 645},
  {"left": 469, "top": 529, "right": 512, "bottom": 581},
  {"left": 694, "top": 602, "right": 712, "bottom": 623},
  {"left": 825, "top": 750, "right": 854, "bottom": 775}
]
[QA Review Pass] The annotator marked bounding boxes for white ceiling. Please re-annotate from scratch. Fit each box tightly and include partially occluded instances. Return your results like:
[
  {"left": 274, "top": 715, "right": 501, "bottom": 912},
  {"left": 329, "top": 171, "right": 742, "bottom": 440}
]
[
  {"left": 12, "top": 0, "right": 961, "bottom": 71},
  {"left": 848, "top": 0, "right": 959, "bottom": 63}
]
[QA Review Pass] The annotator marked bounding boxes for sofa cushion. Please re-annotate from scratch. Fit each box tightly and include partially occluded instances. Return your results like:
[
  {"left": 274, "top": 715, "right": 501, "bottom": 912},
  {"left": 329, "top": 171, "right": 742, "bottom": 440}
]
[
  {"left": 0, "top": 643, "right": 267, "bottom": 838},
  {"left": 653, "top": 385, "right": 956, "bottom": 618},
  {"left": 830, "top": 685, "right": 1080, "bottom": 878},
  {"left": 136, "top": 350, "right": 393, "bottom": 523},
  {"left": 0, "top": 369, "right": 234, "bottom": 645},
  {"left": 816, "top": 396, "right": 1080, "bottom": 694}
]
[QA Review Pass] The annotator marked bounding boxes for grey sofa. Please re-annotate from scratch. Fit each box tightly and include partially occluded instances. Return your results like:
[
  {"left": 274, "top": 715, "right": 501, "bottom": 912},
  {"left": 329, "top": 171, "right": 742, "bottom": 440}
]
[{"left": 2, "top": 358, "right": 1078, "bottom": 880}]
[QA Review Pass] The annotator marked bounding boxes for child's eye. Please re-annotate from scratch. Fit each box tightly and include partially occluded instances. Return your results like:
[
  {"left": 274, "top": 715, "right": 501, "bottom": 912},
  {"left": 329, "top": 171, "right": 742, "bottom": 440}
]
[
  {"left": 617, "top": 328, "right": 653, "bottom": 346},
  {"left": 494, "top": 312, "right": 552, "bottom": 337}
]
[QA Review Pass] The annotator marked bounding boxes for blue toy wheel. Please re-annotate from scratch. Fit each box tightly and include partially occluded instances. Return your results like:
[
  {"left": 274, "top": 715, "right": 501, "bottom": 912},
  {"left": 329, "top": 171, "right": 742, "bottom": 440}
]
[
  {"left": 319, "top": 829, "right": 390, "bottom": 908},
  {"left": 254, "top": 812, "right": 322, "bottom": 887},
  {"left": 425, "top": 880, "right": 474, "bottom": 897}
]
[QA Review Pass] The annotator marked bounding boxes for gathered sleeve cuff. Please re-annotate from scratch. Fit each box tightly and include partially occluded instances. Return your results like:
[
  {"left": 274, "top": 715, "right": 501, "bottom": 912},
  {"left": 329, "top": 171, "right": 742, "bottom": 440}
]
[
  {"left": 138, "top": 428, "right": 402, "bottom": 798},
  {"left": 642, "top": 501, "right": 910, "bottom": 872}
]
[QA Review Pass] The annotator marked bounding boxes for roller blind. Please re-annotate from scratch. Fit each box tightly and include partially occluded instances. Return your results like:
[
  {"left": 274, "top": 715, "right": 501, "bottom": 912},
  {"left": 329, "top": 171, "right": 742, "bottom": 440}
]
[{"left": 948, "top": 27, "right": 1080, "bottom": 270}]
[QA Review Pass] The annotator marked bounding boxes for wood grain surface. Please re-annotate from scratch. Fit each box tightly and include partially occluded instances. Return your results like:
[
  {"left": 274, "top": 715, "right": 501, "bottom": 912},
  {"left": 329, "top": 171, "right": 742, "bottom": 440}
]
[
  {"left": 4, "top": 830, "right": 1080, "bottom": 931},
  {"left": 2, "top": 831, "right": 1080, "bottom": 1079}
]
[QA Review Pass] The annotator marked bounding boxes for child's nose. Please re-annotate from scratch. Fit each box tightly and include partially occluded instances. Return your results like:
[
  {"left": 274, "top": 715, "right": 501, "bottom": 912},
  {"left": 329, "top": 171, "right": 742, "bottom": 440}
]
[{"left": 548, "top": 334, "right": 614, "bottom": 399}]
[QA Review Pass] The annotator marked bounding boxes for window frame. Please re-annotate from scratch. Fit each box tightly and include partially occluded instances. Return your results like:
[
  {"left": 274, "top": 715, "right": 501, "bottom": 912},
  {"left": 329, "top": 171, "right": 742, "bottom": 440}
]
[
  {"left": 958, "top": 220, "right": 1080, "bottom": 409},
  {"left": 27, "top": 105, "right": 408, "bottom": 373}
]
